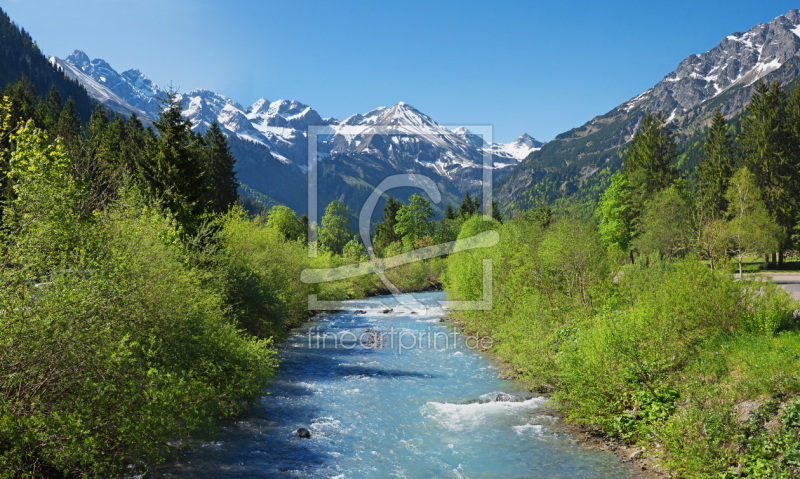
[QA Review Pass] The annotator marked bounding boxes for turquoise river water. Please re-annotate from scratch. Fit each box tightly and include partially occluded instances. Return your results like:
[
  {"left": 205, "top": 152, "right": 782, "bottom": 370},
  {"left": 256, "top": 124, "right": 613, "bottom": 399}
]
[{"left": 150, "top": 291, "right": 644, "bottom": 478}]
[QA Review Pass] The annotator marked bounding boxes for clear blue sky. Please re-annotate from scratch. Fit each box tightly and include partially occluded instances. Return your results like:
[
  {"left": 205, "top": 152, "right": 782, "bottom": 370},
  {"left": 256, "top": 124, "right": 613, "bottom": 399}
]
[{"left": 1, "top": 0, "right": 798, "bottom": 142}]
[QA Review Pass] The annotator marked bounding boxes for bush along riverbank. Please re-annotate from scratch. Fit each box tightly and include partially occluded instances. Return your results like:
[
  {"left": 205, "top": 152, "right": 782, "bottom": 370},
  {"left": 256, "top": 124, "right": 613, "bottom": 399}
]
[
  {"left": 445, "top": 213, "right": 800, "bottom": 478},
  {"left": 0, "top": 80, "right": 460, "bottom": 477}
]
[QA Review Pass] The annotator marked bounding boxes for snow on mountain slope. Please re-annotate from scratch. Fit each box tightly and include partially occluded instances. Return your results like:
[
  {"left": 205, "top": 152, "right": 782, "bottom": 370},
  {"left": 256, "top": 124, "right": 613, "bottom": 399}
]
[
  {"left": 60, "top": 50, "right": 167, "bottom": 118},
  {"left": 49, "top": 56, "right": 150, "bottom": 120},
  {"left": 618, "top": 9, "right": 800, "bottom": 118},
  {"left": 57, "top": 51, "right": 537, "bottom": 180}
]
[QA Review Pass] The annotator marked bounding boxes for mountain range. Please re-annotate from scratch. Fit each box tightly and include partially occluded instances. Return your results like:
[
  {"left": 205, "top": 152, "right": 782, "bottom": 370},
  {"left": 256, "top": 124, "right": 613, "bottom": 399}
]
[
  {"left": 49, "top": 50, "right": 542, "bottom": 218},
  {"left": 495, "top": 8, "right": 800, "bottom": 210},
  {"left": 39, "top": 8, "right": 800, "bottom": 220}
]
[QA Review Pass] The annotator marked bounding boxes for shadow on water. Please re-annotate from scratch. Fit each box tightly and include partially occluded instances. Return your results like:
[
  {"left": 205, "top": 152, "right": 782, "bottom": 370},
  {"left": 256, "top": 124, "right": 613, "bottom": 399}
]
[{"left": 149, "top": 293, "right": 650, "bottom": 479}]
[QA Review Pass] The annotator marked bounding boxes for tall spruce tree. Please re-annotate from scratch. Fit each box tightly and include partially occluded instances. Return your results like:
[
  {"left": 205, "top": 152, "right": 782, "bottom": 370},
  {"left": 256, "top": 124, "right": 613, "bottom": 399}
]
[
  {"left": 373, "top": 195, "right": 403, "bottom": 252},
  {"left": 41, "top": 85, "right": 63, "bottom": 132},
  {"left": 459, "top": 191, "right": 474, "bottom": 218},
  {"left": 490, "top": 198, "right": 503, "bottom": 223},
  {"left": 621, "top": 110, "right": 680, "bottom": 239},
  {"left": 444, "top": 202, "right": 456, "bottom": 220},
  {"left": 138, "top": 90, "right": 206, "bottom": 232},
  {"left": 738, "top": 80, "right": 797, "bottom": 264},
  {"left": 623, "top": 111, "right": 679, "bottom": 190},
  {"left": 697, "top": 108, "right": 735, "bottom": 215},
  {"left": 56, "top": 97, "right": 81, "bottom": 145},
  {"left": 203, "top": 121, "right": 238, "bottom": 213}
]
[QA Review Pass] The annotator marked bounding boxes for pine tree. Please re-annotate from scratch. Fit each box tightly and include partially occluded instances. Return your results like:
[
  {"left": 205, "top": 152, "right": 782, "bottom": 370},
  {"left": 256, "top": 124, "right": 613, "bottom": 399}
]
[
  {"left": 444, "top": 202, "right": 456, "bottom": 220},
  {"left": 55, "top": 97, "right": 83, "bottom": 175},
  {"left": 138, "top": 90, "right": 206, "bottom": 233},
  {"left": 56, "top": 97, "right": 81, "bottom": 144},
  {"left": 41, "top": 85, "right": 62, "bottom": 132},
  {"left": 697, "top": 108, "right": 735, "bottom": 215},
  {"left": 739, "top": 80, "right": 795, "bottom": 264},
  {"left": 623, "top": 111, "right": 679, "bottom": 190},
  {"left": 373, "top": 195, "right": 403, "bottom": 251},
  {"left": 3, "top": 76, "right": 38, "bottom": 130},
  {"left": 84, "top": 103, "right": 109, "bottom": 158},
  {"left": 621, "top": 110, "right": 680, "bottom": 239},
  {"left": 490, "top": 198, "right": 503, "bottom": 223},
  {"left": 471, "top": 195, "right": 481, "bottom": 216},
  {"left": 459, "top": 191, "right": 474, "bottom": 218},
  {"left": 121, "top": 112, "right": 148, "bottom": 173},
  {"left": 203, "top": 121, "right": 238, "bottom": 214}
]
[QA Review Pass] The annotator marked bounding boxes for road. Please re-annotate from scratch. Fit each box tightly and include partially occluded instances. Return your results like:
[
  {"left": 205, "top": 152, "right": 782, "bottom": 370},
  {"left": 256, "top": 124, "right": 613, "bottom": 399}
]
[{"left": 751, "top": 273, "right": 800, "bottom": 301}]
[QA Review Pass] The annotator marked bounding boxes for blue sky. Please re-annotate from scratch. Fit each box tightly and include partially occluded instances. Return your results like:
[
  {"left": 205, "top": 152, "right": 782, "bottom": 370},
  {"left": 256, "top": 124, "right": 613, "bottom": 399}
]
[{"left": 1, "top": 0, "right": 798, "bottom": 142}]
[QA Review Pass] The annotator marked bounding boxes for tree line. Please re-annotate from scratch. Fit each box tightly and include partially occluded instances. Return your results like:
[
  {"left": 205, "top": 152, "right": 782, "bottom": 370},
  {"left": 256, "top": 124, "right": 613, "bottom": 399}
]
[
  {"left": 0, "top": 77, "right": 239, "bottom": 236},
  {"left": 598, "top": 79, "right": 800, "bottom": 273}
]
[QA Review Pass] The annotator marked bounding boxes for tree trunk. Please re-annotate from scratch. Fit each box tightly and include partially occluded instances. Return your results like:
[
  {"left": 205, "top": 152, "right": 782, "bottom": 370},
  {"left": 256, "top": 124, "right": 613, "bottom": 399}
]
[
  {"left": 765, "top": 254, "right": 770, "bottom": 270},
  {"left": 779, "top": 249, "right": 785, "bottom": 268},
  {"left": 629, "top": 249, "right": 635, "bottom": 265},
  {"left": 739, "top": 256, "right": 743, "bottom": 278}
]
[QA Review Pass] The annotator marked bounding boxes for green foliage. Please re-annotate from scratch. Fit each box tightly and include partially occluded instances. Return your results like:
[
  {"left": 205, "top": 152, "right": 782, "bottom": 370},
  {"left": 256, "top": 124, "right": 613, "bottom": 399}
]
[
  {"left": 319, "top": 199, "right": 351, "bottom": 254},
  {"left": 373, "top": 195, "right": 403, "bottom": 252},
  {"left": 446, "top": 208, "right": 800, "bottom": 477},
  {"left": 266, "top": 204, "right": 304, "bottom": 241},
  {"left": 597, "top": 172, "right": 633, "bottom": 252},
  {"left": 395, "top": 193, "right": 434, "bottom": 250},
  {"left": 697, "top": 107, "right": 736, "bottom": 215},
  {"left": 0, "top": 188, "right": 277, "bottom": 477},
  {"left": 633, "top": 186, "right": 691, "bottom": 258}
]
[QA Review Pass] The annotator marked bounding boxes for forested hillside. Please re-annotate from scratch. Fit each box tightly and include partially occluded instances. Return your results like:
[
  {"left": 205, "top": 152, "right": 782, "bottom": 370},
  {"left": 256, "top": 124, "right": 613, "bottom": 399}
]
[
  {"left": 0, "top": 8, "right": 95, "bottom": 123},
  {"left": 497, "top": 10, "right": 800, "bottom": 211}
]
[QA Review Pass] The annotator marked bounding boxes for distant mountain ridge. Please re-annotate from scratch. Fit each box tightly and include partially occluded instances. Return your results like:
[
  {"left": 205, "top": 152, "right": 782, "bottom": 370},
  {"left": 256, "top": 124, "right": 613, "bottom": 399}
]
[
  {"left": 496, "top": 8, "right": 800, "bottom": 210},
  {"left": 52, "top": 49, "right": 541, "bottom": 217}
]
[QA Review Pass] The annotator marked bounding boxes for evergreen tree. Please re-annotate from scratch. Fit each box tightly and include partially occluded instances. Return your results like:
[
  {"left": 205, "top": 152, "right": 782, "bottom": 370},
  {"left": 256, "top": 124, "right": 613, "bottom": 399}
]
[
  {"left": 471, "top": 194, "right": 481, "bottom": 216},
  {"left": 373, "top": 195, "right": 403, "bottom": 252},
  {"left": 444, "top": 202, "right": 456, "bottom": 220},
  {"left": 121, "top": 112, "right": 148, "bottom": 173},
  {"left": 138, "top": 90, "right": 206, "bottom": 233},
  {"left": 738, "top": 80, "right": 796, "bottom": 264},
  {"left": 490, "top": 198, "right": 503, "bottom": 223},
  {"left": 84, "top": 103, "right": 109, "bottom": 158},
  {"left": 41, "top": 85, "right": 62, "bottom": 131},
  {"left": 56, "top": 97, "right": 81, "bottom": 145},
  {"left": 3, "top": 76, "right": 38, "bottom": 130},
  {"left": 623, "top": 111, "right": 679, "bottom": 190},
  {"left": 203, "top": 121, "right": 238, "bottom": 214},
  {"left": 621, "top": 110, "right": 680, "bottom": 239},
  {"left": 697, "top": 108, "right": 735, "bottom": 216},
  {"left": 459, "top": 191, "right": 474, "bottom": 218}
]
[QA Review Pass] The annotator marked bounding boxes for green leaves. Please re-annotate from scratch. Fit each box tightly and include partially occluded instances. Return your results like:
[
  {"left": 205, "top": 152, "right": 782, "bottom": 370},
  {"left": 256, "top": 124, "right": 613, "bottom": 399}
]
[{"left": 394, "top": 193, "right": 434, "bottom": 250}]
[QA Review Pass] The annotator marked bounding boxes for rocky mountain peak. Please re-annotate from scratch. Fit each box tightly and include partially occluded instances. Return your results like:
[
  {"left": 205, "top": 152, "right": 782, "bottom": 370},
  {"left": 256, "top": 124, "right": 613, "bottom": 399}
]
[{"left": 66, "top": 49, "right": 89, "bottom": 65}]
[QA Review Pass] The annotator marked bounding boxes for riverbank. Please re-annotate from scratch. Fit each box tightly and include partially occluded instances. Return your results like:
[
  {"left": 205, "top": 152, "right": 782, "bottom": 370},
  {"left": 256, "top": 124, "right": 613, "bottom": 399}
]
[
  {"left": 150, "top": 292, "right": 650, "bottom": 478},
  {"left": 444, "top": 217, "right": 800, "bottom": 478},
  {"left": 441, "top": 313, "right": 666, "bottom": 477}
]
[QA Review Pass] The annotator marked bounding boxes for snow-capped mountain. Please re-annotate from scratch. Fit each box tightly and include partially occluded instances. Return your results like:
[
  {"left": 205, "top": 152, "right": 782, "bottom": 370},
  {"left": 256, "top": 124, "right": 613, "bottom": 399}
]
[
  {"left": 53, "top": 49, "right": 539, "bottom": 177},
  {"left": 496, "top": 8, "right": 800, "bottom": 210},
  {"left": 620, "top": 9, "right": 800, "bottom": 122}
]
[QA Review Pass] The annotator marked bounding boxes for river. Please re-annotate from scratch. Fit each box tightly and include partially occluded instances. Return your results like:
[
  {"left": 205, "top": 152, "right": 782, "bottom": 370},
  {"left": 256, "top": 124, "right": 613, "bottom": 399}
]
[{"left": 150, "top": 291, "right": 645, "bottom": 478}]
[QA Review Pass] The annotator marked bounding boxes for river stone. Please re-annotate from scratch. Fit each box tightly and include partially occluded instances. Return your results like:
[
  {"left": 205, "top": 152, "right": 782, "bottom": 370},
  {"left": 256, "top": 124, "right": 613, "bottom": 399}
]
[{"left": 295, "top": 428, "right": 311, "bottom": 439}]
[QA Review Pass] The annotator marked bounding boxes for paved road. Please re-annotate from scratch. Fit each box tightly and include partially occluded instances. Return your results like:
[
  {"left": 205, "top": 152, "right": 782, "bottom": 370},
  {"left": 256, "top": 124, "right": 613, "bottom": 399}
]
[{"left": 751, "top": 273, "right": 800, "bottom": 301}]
